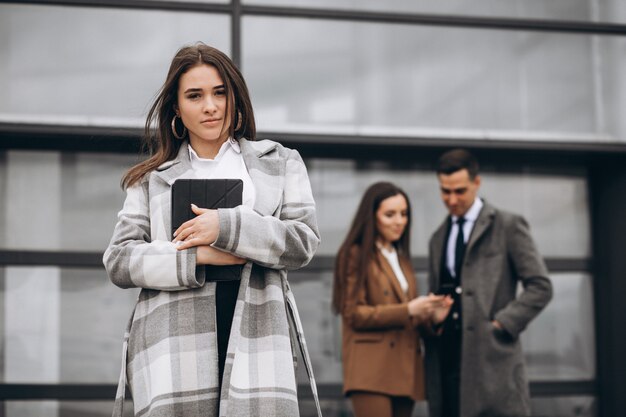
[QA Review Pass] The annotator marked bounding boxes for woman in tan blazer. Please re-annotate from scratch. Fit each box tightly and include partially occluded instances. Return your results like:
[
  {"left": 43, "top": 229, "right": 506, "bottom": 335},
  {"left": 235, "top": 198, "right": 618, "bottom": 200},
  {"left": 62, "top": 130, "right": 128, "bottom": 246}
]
[{"left": 333, "top": 182, "right": 447, "bottom": 417}]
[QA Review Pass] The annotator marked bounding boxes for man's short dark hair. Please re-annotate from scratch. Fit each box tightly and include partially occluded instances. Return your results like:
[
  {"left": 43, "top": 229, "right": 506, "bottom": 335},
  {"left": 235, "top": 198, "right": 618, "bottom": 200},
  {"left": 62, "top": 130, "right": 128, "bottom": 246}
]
[{"left": 436, "top": 148, "right": 480, "bottom": 179}]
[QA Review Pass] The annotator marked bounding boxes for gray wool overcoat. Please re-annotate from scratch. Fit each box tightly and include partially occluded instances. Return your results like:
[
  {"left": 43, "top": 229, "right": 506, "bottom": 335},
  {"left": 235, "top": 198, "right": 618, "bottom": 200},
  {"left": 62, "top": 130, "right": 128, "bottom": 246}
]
[{"left": 424, "top": 201, "right": 553, "bottom": 417}]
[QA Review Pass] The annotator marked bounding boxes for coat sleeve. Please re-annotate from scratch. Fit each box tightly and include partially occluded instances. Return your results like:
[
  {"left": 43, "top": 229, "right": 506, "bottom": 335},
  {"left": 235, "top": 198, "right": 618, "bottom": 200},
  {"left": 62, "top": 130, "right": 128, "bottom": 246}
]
[
  {"left": 103, "top": 181, "right": 205, "bottom": 290},
  {"left": 211, "top": 148, "right": 320, "bottom": 270},
  {"left": 494, "top": 215, "right": 553, "bottom": 338},
  {"left": 342, "top": 247, "right": 411, "bottom": 331}
]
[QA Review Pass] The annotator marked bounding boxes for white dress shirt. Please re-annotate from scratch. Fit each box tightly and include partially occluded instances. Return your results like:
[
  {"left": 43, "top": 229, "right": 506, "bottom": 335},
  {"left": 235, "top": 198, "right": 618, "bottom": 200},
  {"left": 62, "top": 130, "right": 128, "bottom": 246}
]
[
  {"left": 379, "top": 245, "right": 409, "bottom": 293},
  {"left": 188, "top": 139, "right": 256, "bottom": 208},
  {"left": 446, "top": 197, "right": 484, "bottom": 278}
]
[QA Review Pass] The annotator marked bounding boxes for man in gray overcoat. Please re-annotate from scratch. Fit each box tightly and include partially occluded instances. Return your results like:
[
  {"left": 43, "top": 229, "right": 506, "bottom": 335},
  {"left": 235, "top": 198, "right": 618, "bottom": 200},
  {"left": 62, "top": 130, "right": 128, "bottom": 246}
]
[{"left": 424, "top": 149, "right": 553, "bottom": 417}]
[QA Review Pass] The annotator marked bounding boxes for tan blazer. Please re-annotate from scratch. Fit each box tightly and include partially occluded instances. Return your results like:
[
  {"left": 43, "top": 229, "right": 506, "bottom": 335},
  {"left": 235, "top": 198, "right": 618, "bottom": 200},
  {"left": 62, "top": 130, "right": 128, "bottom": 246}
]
[{"left": 341, "top": 246, "right": 425, "bottom": 400}]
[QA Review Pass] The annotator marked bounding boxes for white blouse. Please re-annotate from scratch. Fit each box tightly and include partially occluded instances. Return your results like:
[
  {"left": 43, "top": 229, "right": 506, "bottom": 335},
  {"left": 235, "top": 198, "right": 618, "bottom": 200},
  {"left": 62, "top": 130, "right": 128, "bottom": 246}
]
[
  {"left": 378, "top": 245, "right": 409, "bottom": 293},
  {"left": 188, "top": 139, "right": 256, "bottom": 208}
]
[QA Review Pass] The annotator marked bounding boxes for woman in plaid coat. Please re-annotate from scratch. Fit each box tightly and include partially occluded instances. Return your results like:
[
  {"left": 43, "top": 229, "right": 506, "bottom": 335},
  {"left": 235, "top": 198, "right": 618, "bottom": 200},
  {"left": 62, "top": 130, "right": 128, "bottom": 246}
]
[{"left": 103, "top": 43, "right": 321, "bottom": 417}]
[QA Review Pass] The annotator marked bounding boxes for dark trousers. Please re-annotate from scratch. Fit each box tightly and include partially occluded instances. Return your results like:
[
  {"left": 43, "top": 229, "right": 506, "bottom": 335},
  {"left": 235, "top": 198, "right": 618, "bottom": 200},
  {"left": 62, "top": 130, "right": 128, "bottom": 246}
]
[
  {"left": 216, "top": 279, "right": 240, "bottom": 386},
  {"left": 440, "top": 326, "right": 462, "bottom": 417}
]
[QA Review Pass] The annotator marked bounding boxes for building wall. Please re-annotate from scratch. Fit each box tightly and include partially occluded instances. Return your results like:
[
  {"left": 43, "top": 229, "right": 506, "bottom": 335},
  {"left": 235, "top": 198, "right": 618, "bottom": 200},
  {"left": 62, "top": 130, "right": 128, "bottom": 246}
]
[{"left": 2, "top": 1, "right": 625, "bottom": 416}]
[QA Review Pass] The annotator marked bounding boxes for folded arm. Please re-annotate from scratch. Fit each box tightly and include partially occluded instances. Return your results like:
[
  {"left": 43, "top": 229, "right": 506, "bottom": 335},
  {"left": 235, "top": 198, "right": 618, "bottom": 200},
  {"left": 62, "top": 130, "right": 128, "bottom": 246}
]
[
  {"left": 211, "top": 149, "right": 320, "bottom": 270},
  {"left": 103, "top": 182, "right": 204, "bottom": 291}
]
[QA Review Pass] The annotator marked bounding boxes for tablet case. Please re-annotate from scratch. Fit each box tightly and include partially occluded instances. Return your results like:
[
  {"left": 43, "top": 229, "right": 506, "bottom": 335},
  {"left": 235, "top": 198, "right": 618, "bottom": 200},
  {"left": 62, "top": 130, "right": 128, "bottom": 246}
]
[{"left": 171, "top": 179, "right": 244, "bottom": 281}]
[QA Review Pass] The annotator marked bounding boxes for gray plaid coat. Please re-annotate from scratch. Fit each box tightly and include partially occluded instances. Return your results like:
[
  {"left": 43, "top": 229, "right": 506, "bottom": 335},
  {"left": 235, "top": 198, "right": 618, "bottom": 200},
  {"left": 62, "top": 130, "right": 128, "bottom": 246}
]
[{"left": 103, "top": 139, "right": 322, "bottom": 417}]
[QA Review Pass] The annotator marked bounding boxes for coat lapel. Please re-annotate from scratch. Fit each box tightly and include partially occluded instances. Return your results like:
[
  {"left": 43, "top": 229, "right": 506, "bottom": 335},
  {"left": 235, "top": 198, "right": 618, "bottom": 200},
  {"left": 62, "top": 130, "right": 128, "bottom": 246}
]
[
  {"left": 153, "top": 142, "right": 196, "bottom": 185},
  {"left": 466, "top": 201, "right": 496, "bottom": 255},
  {"left": 377, "top": 251, "right": 408, "bottom": 302},
  {"left": 399, "top": 256, "right": 418, "bottom": 299},
  {"left": 239, "top": 138, "right": 283, "bottom": 216}
]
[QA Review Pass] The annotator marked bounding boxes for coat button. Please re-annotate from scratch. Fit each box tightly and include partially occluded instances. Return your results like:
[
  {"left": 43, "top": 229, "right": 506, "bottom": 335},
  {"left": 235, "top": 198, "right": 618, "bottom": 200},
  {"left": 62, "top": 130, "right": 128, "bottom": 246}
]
[
  {"left": 467, "top": 325, "right": 475, "bottom": 331},
  {"left": 452, "top": 312, "right": 459, "bottom": 320},
  {"left": 390, "top": 341, "right": 395, "bottom": 348},
  {"left": 455, "top": 286, "right": 463, "bottom": 295},
  {"left": 465, "top": 289, "right": 474, "bottom": 296},
  {"left": 384, "top": 290, "right": 389, "bottom": 296}
]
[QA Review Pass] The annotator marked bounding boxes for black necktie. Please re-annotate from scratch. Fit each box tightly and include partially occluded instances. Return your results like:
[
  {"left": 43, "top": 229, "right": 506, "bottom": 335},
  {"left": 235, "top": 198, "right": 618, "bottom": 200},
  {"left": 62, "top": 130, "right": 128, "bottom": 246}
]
[{"left": 454, "top": 217, "right": 466, "bottom": 279}]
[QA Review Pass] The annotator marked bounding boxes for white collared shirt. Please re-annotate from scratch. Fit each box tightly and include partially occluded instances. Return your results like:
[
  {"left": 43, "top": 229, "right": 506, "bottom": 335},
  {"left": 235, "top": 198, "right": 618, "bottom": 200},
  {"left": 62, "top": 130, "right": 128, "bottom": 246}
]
[
  {"left": 188, "top": 139, "right": 256, "bottom": 208},
  {"left": 378, "top": 245, "right": 409, "bottom": 293},
  {"left": 446, "top": 197, "right": 484, "bottom": 278}
]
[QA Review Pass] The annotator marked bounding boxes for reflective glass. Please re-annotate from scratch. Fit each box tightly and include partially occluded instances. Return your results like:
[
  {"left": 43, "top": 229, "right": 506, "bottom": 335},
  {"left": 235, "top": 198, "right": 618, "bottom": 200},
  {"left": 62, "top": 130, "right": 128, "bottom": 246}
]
[
  {"left": 0, "top": 397, "right": 597, "bottom": 417},
  {"left": 522, "top": 273, "right": 596, "bottom": 380},
  {"left": 0, "top": 150, "right": 136, "bottom": 251},
  {"left": 2, "top": 267, "right": 139, "bottom": 384},
  {"left": 531, "top": 396, "right": 596, "bottom": 417},
  {"left": 288, "top": 271, "right": 594, "bottom": 387},
  {"left": 0, "top": 4, "right": 230, "bottom": 125},
  {"left": 307, "top": 158, "right": 591, "bottom": 257},
  {"left": 0, "top": 151, "right": 590, "bottom": 257},
  {"left": 5, "top": 401, "right": 134, "bottom": 417},
  {"left": 244, "top": 0, "right": 626, "bottom": 24},
  {"left": 243, "top": 17, "right": 622, "bottom": 142}
]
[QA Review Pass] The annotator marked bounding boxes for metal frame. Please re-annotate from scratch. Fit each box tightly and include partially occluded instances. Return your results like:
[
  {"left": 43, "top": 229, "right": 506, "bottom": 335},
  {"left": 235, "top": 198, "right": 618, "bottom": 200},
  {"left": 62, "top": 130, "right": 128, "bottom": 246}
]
[
  {"left": 4, "top": 0, "right": 626, "bottom": 37},
  {"left": 0, "top": 250, "right": 592, "bottom": 273},
  {"left": 0, "top": 381, "right": 598, "bottom": 400}
]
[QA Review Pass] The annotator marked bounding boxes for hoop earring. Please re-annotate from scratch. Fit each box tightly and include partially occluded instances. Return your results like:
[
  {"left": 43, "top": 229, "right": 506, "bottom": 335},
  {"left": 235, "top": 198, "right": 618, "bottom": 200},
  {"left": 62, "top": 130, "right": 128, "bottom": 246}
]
[{"left": 171, "top": 115, "right": 187, "bottom": 140}]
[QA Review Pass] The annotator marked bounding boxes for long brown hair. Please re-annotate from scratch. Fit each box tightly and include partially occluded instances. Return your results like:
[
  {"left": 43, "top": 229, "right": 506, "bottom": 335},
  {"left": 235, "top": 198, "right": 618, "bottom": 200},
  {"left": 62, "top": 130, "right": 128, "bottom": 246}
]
[
  {"left": 122, "top": 42, "right": 256, "bottom": 188},
  {"left": 332, "top": 182, "right": 412, "bottom": 314}
]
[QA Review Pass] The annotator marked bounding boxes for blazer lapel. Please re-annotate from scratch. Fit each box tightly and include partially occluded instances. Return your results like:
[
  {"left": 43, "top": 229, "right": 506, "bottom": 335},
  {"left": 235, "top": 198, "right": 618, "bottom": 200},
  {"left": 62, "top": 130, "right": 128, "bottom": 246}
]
[
  {"left": 377, "top": 252, "right": 408, "bottom": 302},
  {"left": 239, "top": 138, "right": 283, "bottom": 216},
  {"left": 399, "top": 256, "right": 418, "bottom": 299}
]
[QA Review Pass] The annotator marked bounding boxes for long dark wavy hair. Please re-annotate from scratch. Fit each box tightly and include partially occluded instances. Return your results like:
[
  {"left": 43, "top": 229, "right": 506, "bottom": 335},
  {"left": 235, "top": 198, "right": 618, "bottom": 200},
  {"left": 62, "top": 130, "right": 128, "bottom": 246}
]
[
  {"left": 332, "top": 182, "right": 412, "bottom": 315},
  {"left": 122, "top": 42, "right": 256, "bottom": 188}
]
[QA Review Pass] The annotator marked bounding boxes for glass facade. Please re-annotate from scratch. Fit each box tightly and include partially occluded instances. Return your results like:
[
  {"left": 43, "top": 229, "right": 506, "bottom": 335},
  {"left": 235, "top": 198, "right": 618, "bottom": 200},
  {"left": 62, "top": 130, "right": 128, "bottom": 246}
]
[
  {"left": 0, "top": 4, "right": 230, "bottom": 126},
  {"left": 307, "top": 158, "right": 590, "bottom": 256},
  {"left": 243, "top": 16, "right": 626, "bottom": 142},
  {"left": 0, "top": 1, "right": 613, "bottom": 416}
]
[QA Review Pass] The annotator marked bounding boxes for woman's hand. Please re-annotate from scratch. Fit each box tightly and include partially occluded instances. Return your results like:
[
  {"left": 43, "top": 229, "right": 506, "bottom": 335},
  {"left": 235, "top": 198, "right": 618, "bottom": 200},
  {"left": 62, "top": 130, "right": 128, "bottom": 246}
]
[
  {"left": 408, "top": 294, "right": 445, "bottom": 322},
  {"left": 431, "top": 295, "right": 454, "bottom": 324},
  {"left": 173, "top": 204, "right": 220, "bottom": 250},
  {"left": 196, "top": 246, "right": 246, "bottom": 266}
]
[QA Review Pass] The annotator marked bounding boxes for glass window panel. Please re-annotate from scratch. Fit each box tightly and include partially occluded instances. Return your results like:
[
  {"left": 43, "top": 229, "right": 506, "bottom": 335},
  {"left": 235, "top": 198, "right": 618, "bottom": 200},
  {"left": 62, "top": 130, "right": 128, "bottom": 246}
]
[
  {"left": 5, "top": 401, "right": 134, "bottom": 417},
  {"left": 244, "top": 0, "right": 626, "bottom": 24},
  {"left": 531, "top": 396, "right": 597, "bottom": 417},
  {"left": 522, "top": 273, "right": 596, "bottom": 381},
  {"left": 243, "top": 17, "right": 621, "bottom": 142},
  {"left": 0, "top": 4, "right": 230, "bottom": 125},
  {"left": 307, "top": 158, "right": 590, "bottom": 257},
  {"left": 288, "top": 271, "right": 594, "bottom": 388},
  {"left": 0, "top": 150, "right": 591, "bottom": 258},
  {"left": 298, "top": 398, "right": 356, "bottom": 417},
  {"left": 0, "top": 150, "right": 137, "bottom": 251},
  {"left": 2, "top": 267, "right": 138, "bottom": 384}
]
